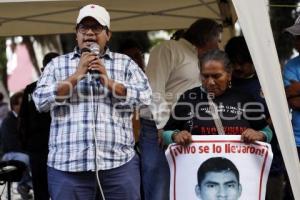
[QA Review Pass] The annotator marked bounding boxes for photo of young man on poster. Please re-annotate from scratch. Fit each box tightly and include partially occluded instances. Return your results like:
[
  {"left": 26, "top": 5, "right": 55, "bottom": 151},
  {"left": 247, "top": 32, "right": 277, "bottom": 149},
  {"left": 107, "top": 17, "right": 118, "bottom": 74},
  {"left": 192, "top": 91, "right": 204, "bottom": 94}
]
[
  {"left": 195, "top": 157, "right": 242, "bottom": 200},
  {"left": 165, "top": 135, "right": 273, "bottom": 200}
]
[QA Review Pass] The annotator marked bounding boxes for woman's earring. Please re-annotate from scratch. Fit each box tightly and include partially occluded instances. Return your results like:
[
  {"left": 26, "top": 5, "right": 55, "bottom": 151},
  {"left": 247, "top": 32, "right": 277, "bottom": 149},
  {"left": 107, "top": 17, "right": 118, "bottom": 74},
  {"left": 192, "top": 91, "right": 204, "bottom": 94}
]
[{"left": 228, "top": 80, "right": 232, "bottom": 88}]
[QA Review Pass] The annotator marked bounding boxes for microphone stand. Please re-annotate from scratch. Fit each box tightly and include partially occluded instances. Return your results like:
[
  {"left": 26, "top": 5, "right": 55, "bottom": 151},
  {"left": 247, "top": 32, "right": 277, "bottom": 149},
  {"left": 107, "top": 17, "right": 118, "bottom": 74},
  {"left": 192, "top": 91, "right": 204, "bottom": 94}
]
[{"left": 81, "top": 45, "right": 106, "bottom": 200}]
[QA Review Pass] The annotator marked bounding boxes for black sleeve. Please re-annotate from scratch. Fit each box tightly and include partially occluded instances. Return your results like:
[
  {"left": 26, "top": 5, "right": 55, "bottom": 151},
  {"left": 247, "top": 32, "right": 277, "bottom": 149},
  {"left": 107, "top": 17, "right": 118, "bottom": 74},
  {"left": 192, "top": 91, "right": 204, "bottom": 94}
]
[
  {"left": 18, "top": 85, "right": 31, "bottom": 149},
  {"left": 244, "top": 96, "right": 268, "bottom": 130},
  {"left": 164, "top": 91, "right": 193, "bottom": 131}
]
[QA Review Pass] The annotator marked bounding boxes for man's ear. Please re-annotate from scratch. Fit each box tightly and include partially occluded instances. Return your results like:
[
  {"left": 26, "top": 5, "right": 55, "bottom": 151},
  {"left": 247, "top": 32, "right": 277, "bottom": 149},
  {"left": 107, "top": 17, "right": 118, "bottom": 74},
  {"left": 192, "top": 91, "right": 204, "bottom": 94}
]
[
  {"left": 195, "top": 184, "right": 201, "bottom": 199},
  {"left": 106, "top": 30, "right": 112, "bottom": 42},
  {"left": 238, "top": 183, "right": 242, "bottom": 198}
]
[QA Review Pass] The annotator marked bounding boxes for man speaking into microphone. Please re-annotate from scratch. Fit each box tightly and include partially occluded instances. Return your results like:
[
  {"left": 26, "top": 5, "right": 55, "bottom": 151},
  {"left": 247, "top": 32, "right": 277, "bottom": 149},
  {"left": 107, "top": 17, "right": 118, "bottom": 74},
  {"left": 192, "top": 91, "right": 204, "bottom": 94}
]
[{"left": 33, "top": 4, "right": 151, "bottom": 200}]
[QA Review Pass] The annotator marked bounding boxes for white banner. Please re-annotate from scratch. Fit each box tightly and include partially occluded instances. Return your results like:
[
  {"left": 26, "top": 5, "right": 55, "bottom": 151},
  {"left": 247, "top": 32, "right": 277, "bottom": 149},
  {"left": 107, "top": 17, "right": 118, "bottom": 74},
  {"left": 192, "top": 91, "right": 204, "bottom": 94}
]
[
  {"left": 232, "top": 0, "right": 300, "bottom": 198},
  {"left": 166, "top": 135, "right": 273, "bottom": 200}
]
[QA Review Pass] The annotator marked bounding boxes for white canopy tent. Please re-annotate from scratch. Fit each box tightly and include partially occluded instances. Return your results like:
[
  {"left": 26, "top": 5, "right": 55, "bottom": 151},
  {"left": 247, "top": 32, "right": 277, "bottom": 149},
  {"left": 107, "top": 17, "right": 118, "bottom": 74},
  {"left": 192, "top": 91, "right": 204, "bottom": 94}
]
[
  {"left": 0, "top": 0, "right": 236, "bottom": 36},
  {"left": 0, "top": 0, "right": 299, "bottom": 199},
  {"left": 0, "top": 0, "right": 236, "bottom": 95}
]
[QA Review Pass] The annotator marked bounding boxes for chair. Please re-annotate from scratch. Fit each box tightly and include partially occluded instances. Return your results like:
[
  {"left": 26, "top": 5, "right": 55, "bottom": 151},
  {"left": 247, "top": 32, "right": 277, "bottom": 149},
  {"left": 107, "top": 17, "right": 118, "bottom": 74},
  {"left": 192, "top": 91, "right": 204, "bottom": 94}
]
[{"left": 0, "top": 160, "right": 26, "bottom": 200}]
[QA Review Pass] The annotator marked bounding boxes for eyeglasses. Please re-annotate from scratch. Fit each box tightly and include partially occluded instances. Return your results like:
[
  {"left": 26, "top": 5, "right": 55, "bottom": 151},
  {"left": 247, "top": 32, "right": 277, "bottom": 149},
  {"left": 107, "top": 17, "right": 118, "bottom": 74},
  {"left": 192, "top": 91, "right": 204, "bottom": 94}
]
[{"left": 77, "top": 24, "right": 105, "bottom": 34}]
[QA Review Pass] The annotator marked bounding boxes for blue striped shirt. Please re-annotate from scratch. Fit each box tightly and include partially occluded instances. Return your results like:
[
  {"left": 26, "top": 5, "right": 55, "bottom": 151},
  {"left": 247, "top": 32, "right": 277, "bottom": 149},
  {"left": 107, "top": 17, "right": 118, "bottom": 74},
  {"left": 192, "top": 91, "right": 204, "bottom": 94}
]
[{"left": 33, "top": 48, "right": 152, "bottom": 171}]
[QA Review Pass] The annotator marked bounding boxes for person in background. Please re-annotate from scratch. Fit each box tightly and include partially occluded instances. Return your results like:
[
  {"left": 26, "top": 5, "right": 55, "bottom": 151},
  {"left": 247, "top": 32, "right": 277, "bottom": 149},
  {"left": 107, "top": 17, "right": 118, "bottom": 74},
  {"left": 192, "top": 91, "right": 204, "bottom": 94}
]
[
  {"left": 33, "top": 4, "right": 151, "bottom": 200},
  {"left": 119, "top": 37, "right": 147, "bottom": 199},
  {"left": 0, "top": 92, "right": 9, "bottom": 126},
  {"left": 0, "top": 92, "right": 9, "bottom": 157},
  {"left": 283, "top": 16, "right": 300, "bottom": 160},
  {"left": 1, "top": 91, "right": 33, "bottom": 200},
  {"left": 225, "top": 36, "right": 266, "bottom": 106},
  {"left": 119, "top": 38, "right": 146, "bottom": 142},
  {"left": 19, "top": 52, "right": 59, "bottom": 200},
  {"left": 282, "top": 16, "right": 300, "bottom": 200},
  {"left": 225, "top": 36, "right": 286, "bottom": 200},
  {"left": 139, "top": 19, "right": 223, "bottom": 200},
  {"left": 119, "top": 38, "right": 145, "bottom": 72}
]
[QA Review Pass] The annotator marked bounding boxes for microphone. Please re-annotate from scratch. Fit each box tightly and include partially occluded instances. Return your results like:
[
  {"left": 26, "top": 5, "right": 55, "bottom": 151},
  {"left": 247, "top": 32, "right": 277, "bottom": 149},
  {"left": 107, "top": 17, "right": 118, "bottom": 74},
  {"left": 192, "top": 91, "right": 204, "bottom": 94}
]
[
  {"left": 80, "top": 43, "right": 101, "bottom": 77},
  {"left": 90, "top": 43, "right": 100, "bottom": 55},
  {"left": 80, "top": 43, "right": 101, "bottom": 56},
  {"left": 89, "top": 43, "right": 101, "bottom": 77}
]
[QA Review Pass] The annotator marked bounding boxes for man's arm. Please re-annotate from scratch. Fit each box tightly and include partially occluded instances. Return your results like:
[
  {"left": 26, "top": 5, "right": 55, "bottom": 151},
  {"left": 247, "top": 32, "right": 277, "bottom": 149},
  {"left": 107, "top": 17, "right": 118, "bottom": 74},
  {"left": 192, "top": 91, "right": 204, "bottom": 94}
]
[
  {"left": 282, "top": 61, "right": 300, "bottom": 109},
  {"left": 106, "top": 79, "right": 127, "bottom": 97},
  {"left": 33, "top": 52, "right": 95, "bottom": 111},
  {"left": 285, "top": 80, "right": 300, "bottom": 97},
  {"left": 287, "top": 96, "right": 300, "bottom": 109},
  {"left": 56, "top": 52, "right": 96, "bottom": 101},
  {"left": 104, "top": 59, "right": 152, "bottom": 106},
  {"left": 285, "top": 81, "right": 300, "bottom": 110},
  {"left": 88, "top": 58, "right": 127, "bottom": 97},
  {"left": 87, "top": 54, "right": 151, "bottom": 104}
]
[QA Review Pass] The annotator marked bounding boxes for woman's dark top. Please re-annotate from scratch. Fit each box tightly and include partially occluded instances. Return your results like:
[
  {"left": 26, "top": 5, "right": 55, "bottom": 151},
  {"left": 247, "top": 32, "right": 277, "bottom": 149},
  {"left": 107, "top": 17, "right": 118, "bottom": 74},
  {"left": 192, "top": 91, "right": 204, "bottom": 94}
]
[{"left": 164, "top": 87, "right": 268, "bottom": 135}]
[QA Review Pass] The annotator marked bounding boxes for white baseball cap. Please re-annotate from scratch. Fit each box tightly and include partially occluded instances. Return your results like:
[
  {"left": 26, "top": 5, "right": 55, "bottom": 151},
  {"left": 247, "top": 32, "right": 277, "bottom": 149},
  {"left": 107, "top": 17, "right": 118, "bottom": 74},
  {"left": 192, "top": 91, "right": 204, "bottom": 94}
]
[{"left": 77, "top": 4, "right": 110, "bottom": 28}]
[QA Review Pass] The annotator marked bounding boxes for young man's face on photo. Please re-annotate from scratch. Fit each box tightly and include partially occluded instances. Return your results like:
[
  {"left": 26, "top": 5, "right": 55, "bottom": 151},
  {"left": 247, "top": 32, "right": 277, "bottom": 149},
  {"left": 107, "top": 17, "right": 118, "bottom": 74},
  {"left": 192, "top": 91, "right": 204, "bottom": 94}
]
[{"left": 196, "top": 170, "right": 242, "bottom": 200}]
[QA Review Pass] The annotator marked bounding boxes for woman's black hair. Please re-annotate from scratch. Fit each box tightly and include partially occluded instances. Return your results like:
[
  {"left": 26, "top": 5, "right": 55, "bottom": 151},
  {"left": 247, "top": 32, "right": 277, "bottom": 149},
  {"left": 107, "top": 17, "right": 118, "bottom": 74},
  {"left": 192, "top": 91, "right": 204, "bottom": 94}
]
[{"left": 199, "top": 49, "right": 232, "bottom": 73}]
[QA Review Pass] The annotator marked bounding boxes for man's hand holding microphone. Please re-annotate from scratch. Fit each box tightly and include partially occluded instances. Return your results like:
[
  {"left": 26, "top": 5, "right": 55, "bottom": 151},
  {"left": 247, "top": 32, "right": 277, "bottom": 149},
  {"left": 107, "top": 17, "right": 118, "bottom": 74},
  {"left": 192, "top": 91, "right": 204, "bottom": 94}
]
[
  {"left": 77, "top": 42, "right": 127, "bottom": 97},
  {"left": 77, "top": 43, "right": 107, "bottom": 83}
]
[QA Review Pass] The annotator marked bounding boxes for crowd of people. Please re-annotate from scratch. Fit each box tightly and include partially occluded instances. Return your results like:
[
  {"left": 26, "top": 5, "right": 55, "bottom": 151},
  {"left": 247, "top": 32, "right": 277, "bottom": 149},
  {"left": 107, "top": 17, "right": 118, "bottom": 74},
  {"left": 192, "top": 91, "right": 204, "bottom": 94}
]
[{"left": 0, "top": 3, "right": 298, "bottom": 200}]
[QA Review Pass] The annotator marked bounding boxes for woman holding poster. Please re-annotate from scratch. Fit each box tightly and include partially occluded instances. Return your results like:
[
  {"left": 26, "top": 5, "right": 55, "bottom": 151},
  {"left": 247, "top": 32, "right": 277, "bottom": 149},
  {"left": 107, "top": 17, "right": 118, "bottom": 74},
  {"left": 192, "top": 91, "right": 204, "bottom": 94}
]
[{"left": 163, "top": 49, "right": 272, "bottom": 145}]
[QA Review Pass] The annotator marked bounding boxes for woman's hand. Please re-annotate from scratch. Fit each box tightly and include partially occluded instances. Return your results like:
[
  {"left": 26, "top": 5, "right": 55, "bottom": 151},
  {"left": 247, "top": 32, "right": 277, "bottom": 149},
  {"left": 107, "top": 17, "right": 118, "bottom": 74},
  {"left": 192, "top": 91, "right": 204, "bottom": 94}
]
[
  {"left": 172, "top": 130, "right": 192, "bottom": 146},
  {"left": 241, "top": 128, "right": 265, "bottom": 143}
]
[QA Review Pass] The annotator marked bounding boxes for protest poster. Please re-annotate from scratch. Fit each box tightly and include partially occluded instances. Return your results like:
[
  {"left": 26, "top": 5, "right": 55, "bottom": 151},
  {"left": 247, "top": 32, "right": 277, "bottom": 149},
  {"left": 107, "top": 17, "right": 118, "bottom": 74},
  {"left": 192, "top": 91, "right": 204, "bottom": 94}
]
[{"left": 165, "top": 135, "right": 273, "bottom": 200}]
